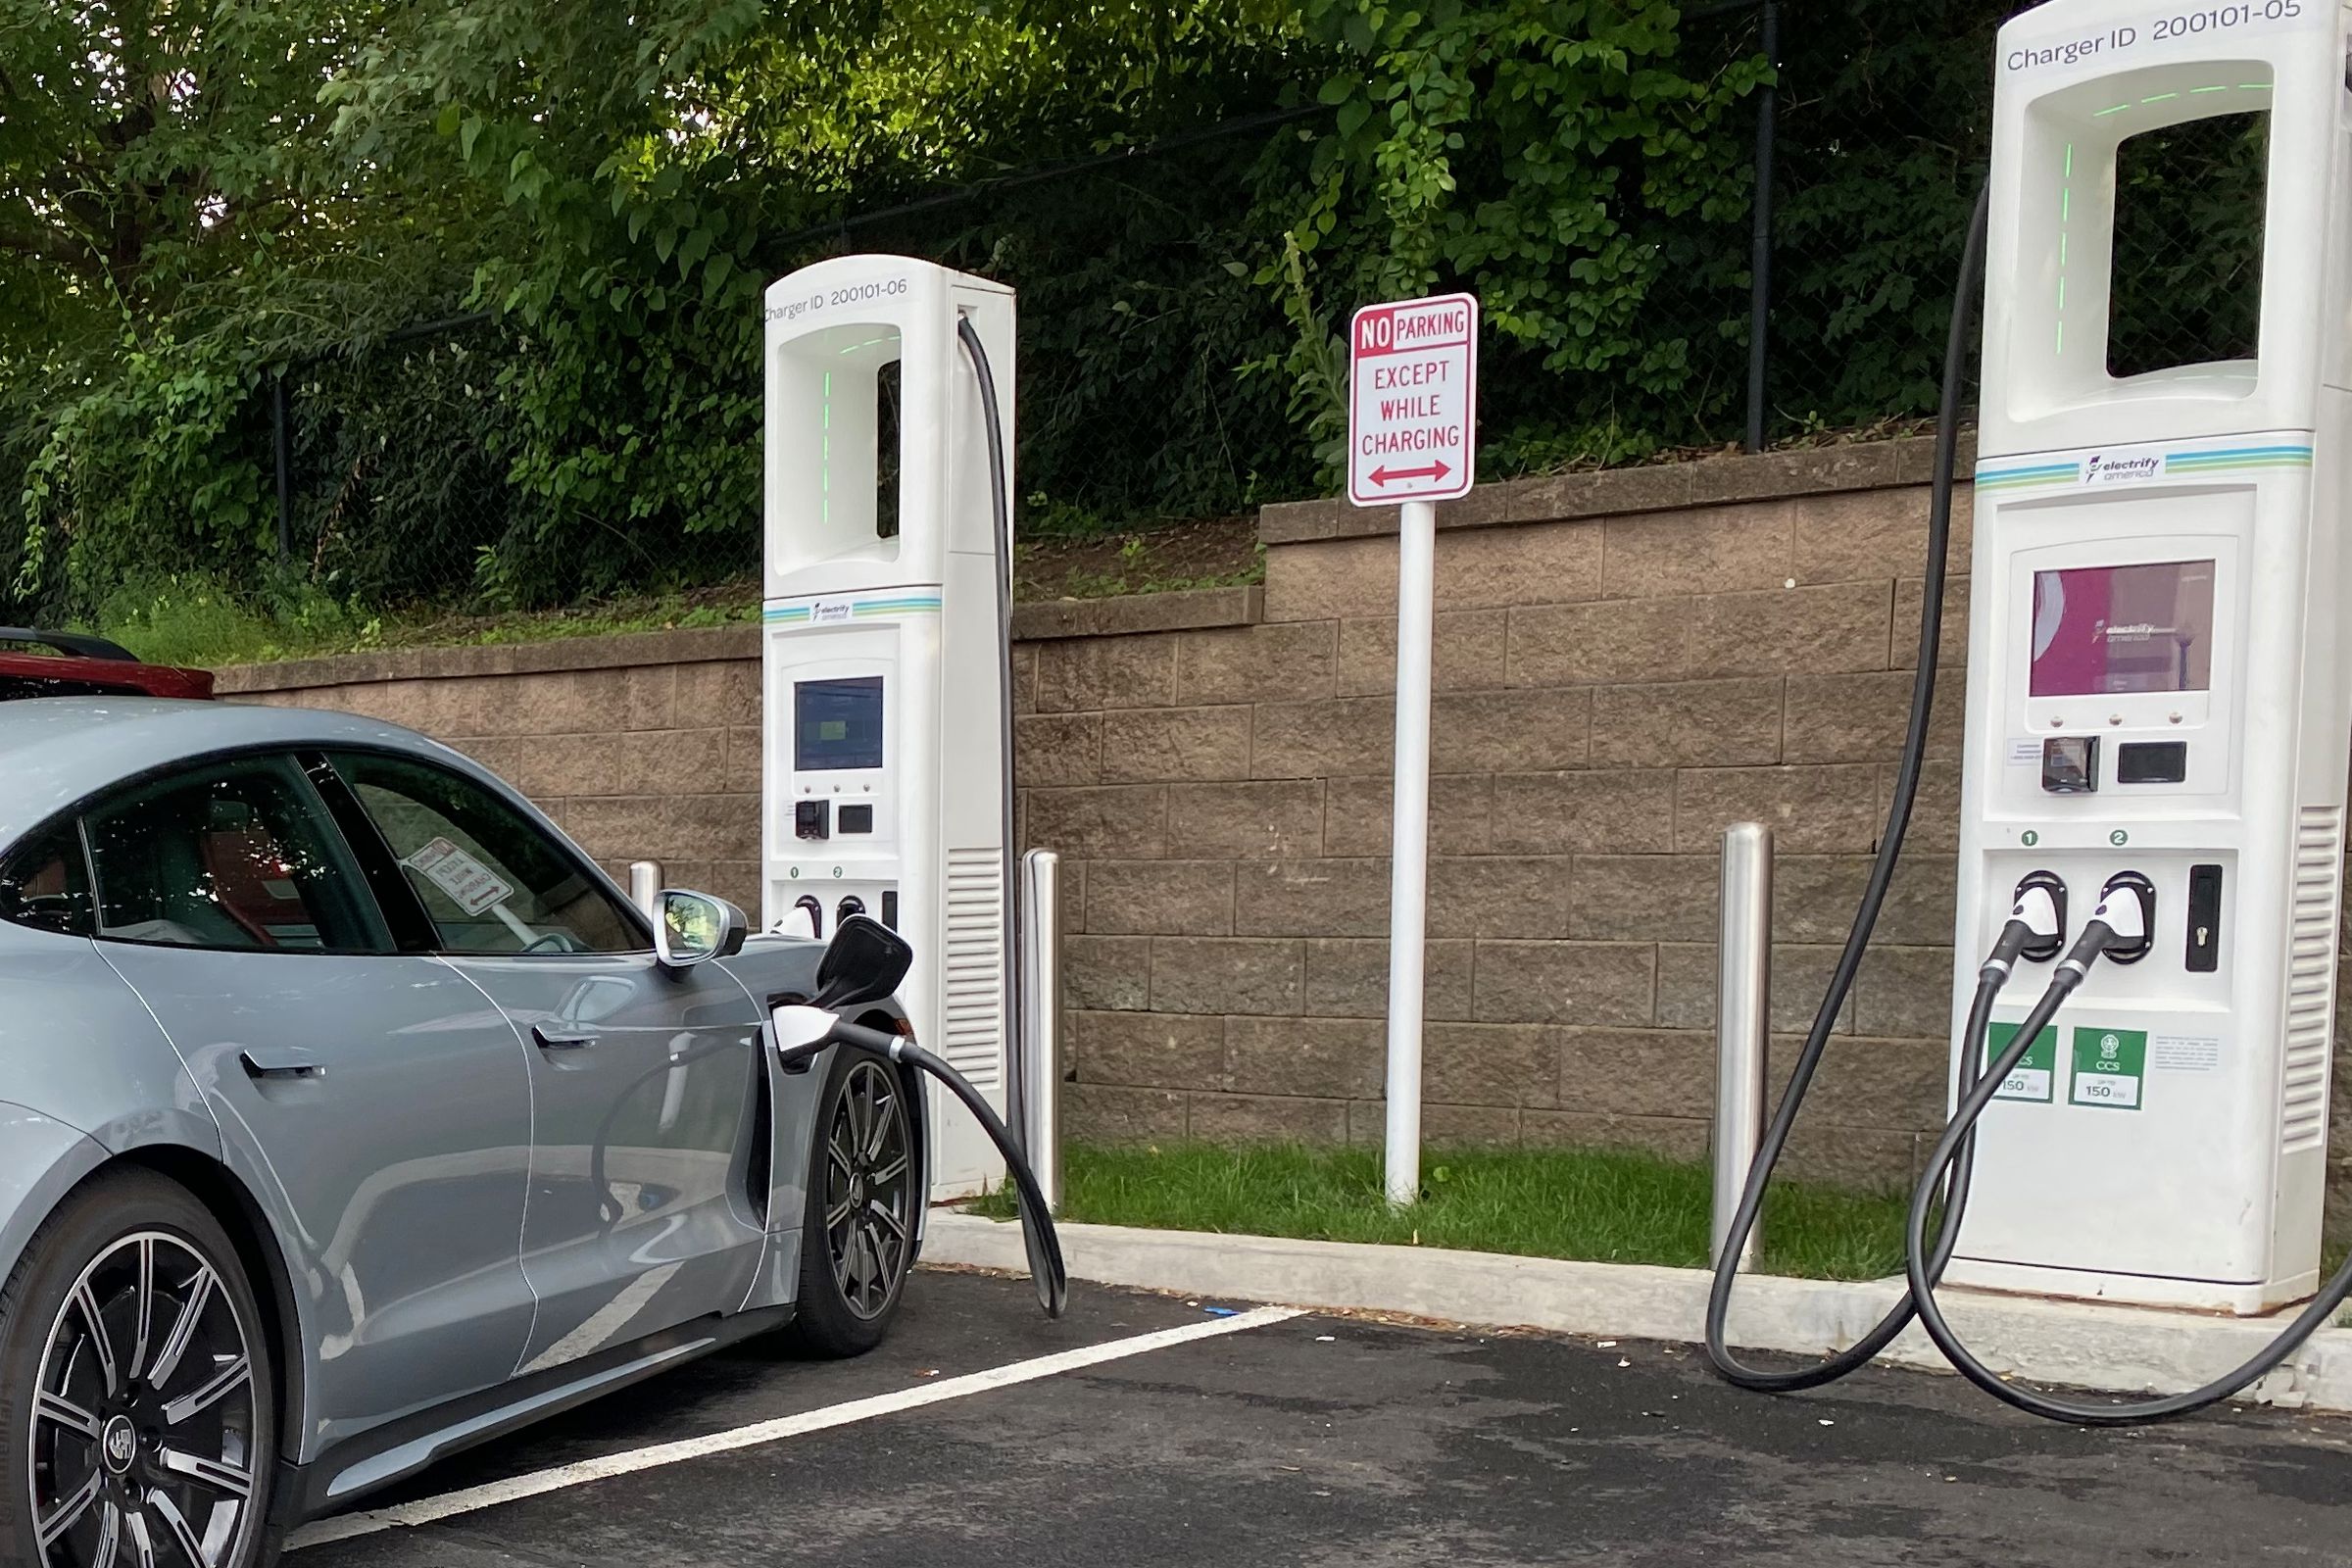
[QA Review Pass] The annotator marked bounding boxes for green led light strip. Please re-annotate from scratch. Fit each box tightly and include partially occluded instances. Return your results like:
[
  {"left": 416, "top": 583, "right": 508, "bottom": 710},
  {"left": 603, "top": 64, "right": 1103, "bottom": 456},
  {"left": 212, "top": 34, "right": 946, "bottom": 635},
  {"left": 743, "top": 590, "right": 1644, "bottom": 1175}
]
[
  {"left": 2057, "top": 140, "right": 2072, "bottom": 356},
  {"left": 2094, "top": 79, "right": 2270, "bottom": 117}
]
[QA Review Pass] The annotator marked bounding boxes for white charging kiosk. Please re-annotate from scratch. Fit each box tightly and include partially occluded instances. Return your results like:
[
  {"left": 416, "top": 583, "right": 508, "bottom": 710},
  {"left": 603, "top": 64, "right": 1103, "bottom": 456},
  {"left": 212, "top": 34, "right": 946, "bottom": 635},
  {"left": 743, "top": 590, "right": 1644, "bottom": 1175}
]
[
  {"left": 1949, "top": 0, "right": 2352, "bottom": 1312},
  {"left": 761, "top": 255, "right": 1016, "bottom": 1198}
]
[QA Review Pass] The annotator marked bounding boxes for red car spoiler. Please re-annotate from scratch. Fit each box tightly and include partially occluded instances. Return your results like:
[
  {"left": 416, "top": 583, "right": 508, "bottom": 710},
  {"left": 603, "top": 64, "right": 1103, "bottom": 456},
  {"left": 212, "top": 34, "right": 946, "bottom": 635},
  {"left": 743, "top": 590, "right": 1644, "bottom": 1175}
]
[{"left": 0, "top": 628, "right": 214, "bottom": 701}]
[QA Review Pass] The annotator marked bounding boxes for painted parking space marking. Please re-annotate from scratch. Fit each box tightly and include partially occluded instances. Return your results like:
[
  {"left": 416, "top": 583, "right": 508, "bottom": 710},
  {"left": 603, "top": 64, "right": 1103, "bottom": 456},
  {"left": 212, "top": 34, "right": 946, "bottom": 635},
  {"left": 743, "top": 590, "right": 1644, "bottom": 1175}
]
[{"left": 289, "top": 1304, "right": 1304, "bottom": 1550}]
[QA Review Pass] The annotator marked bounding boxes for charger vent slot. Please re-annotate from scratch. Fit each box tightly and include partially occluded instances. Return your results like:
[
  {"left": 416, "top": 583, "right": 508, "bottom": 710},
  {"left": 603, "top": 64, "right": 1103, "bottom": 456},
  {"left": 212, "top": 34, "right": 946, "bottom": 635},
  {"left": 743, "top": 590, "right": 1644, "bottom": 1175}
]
[
  {"left": 2281, "top": 806, "right": 2341, "bottom": 1152},
  {"left": 942, "top": 847, "right": 1004, "bottom": 1091}
]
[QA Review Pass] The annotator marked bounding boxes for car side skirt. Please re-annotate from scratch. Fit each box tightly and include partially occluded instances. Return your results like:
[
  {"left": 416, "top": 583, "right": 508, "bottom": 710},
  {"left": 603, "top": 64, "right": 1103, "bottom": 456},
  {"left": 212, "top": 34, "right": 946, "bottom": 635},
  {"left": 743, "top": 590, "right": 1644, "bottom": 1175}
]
[{"left": 280, "top": 1304, "right": 795, "bottom": 1525}]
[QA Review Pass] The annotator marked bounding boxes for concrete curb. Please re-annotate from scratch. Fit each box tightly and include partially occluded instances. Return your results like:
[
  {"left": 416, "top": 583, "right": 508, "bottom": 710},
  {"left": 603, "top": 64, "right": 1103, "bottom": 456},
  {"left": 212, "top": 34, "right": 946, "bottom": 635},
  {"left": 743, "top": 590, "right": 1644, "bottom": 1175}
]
[{"left": 923, "top": 1211, "right": 2352, "bottom": 1412}]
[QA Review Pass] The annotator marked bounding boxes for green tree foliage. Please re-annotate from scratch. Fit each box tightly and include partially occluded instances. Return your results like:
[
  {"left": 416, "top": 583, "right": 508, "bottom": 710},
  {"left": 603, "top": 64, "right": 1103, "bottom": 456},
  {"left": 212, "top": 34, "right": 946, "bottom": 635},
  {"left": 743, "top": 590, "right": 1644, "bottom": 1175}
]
[
  {"left": 0, "top": 0, "right": 499, "bottom": 614},
  {"left": 2, "top": 0, "right": 1318, "bottom": 616},
  {"left": 302, "top": 0, "right": 1318, "bottom": 604},
  {"left": 1763, "top": 0, "right": 1999, "bottom": 424},
  {"left": 0, "top": 0, "right": 2272, "bottom": 633},
  {"left": 1267, "top": 0, "right": 1768, "bottom": 476}
]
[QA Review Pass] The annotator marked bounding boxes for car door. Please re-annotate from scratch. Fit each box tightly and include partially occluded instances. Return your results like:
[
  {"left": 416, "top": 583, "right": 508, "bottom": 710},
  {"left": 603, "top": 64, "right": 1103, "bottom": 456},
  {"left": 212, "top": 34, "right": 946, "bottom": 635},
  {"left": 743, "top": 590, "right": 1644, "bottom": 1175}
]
[
  {"left": 320, "top": 748, "right": 769, "bottom": 1374},
  {"left": 77, "top": 752, "right": 537, "bottom": 1459}
]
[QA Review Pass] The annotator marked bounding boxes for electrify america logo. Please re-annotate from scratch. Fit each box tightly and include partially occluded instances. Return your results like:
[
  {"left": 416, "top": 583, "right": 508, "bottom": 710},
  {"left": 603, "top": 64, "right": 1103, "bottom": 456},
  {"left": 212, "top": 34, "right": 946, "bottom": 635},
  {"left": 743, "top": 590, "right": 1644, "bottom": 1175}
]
[{"left": 2083, "top": 452, "right": 2161, "bottom": 486}]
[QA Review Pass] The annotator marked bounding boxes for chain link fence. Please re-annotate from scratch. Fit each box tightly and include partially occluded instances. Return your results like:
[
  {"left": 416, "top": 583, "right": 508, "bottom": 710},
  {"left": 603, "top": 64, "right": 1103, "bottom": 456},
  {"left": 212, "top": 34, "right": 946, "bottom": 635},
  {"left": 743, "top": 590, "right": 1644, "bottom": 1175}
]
[{"left": 1749, "top": 0, "right": 1986, "bottom": 440}]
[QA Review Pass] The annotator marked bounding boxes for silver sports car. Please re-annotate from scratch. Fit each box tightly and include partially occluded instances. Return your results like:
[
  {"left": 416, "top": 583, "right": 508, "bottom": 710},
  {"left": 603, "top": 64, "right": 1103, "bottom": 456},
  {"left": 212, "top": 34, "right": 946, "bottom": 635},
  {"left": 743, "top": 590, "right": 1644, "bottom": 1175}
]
[{"left": 0, "top": 697, "right": 943, "bottom": 1567}]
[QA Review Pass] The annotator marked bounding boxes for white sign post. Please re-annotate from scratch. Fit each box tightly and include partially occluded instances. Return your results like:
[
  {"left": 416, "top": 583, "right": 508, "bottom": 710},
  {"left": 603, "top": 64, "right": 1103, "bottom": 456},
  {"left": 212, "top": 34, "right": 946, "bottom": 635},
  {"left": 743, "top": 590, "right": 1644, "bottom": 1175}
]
[{"left": 1348, "top": 292, "right": 1477, "bottom": 1207}]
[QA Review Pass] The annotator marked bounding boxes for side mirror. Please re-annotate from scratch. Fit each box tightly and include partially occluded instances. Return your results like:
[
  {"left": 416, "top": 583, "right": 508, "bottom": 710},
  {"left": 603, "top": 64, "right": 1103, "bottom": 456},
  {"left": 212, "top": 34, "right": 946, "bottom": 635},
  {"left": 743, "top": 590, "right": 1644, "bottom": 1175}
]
[
  {"left": 654, "top": 890, "right": 748, "bottom": 969},
  {"left": 812, "top": 914, "right": 912, "bottom": 1008}
]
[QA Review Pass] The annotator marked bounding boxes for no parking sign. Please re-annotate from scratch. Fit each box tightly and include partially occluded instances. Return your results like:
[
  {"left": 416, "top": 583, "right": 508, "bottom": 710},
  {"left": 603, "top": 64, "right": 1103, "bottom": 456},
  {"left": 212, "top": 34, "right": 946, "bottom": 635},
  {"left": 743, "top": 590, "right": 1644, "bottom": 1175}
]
[
  {"left": 1349, "top": 289, "right": 1480, "bottom": 1206},
  {"left": 1347, "top": 293, "right": 1478, "bottom": 507}
]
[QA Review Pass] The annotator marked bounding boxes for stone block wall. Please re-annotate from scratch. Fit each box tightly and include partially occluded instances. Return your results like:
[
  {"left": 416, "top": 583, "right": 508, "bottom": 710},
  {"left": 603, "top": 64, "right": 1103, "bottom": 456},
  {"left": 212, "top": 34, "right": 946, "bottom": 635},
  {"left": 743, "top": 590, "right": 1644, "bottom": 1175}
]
[
  {"left": 1015, "top": 439, "right": 1971, "bottom": 1189},
  {"left": 220, "top": 433, "right": 2352, "bottom": 1200}
]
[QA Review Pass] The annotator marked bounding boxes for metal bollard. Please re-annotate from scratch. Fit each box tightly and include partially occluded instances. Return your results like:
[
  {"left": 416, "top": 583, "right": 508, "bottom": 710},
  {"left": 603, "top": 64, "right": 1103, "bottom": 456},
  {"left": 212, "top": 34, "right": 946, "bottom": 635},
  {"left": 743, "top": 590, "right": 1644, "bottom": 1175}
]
[
  {"left": 1712, "top": 823, "right": 1771, "bottom": 1272},
  {"left": 1015, "top": 849, "right": 1063, "bottom": 1213},
  {"left": 628, "top": 861, "right": 662, "bottom": 920}
]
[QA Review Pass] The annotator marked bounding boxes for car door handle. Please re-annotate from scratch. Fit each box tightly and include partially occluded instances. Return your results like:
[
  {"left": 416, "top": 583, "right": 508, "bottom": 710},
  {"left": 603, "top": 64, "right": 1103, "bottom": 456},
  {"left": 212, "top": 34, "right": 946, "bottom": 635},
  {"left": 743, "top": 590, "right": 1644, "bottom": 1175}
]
[
  {"left": 532, "top": 1025, "right": 599, "bottom": 1053},
  {"left": 240, "top": 1051, "right": 325, "bottom": 1082}
]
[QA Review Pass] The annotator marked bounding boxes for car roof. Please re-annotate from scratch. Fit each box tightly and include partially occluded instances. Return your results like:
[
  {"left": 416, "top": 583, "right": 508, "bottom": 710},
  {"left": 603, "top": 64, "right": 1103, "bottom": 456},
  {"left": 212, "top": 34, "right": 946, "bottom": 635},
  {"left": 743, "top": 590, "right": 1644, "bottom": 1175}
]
[{"left": 0, "top": 697, "right": 503, "bottom": 848}]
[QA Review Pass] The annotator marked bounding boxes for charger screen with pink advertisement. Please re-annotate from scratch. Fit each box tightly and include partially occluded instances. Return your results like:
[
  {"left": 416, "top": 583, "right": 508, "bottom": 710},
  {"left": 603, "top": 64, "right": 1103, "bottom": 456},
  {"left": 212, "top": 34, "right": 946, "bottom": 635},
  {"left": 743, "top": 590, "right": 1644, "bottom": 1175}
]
[{"left": 2029, "top": 560, "right": 2216, "bottom": 698}]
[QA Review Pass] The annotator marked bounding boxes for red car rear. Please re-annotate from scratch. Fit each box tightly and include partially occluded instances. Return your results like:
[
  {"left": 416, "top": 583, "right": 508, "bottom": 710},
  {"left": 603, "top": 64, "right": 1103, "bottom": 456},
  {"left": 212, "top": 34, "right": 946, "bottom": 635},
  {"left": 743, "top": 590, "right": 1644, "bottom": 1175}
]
[{"left": 0, "top": 629, "right": 213, "bottom": 702}]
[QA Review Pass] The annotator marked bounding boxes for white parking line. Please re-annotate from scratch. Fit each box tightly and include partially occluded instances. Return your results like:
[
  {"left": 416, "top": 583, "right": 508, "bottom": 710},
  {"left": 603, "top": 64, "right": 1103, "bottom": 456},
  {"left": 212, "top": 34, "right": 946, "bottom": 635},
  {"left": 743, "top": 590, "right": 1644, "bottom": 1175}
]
[{"left": 290, "top": 1304, "right": 1305, "bottom": 1550}]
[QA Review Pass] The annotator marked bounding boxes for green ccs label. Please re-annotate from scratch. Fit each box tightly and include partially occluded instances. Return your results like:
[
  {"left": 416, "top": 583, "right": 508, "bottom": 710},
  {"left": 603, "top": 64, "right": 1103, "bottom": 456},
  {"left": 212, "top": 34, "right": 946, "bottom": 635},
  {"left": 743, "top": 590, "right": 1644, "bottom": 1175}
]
[
  {"left": 2070, "top": 1027, "right": 2148, "bottom": 1111},
  {"left": 1985, "top": 1021, "right": 2058, "bottom": 1103}
]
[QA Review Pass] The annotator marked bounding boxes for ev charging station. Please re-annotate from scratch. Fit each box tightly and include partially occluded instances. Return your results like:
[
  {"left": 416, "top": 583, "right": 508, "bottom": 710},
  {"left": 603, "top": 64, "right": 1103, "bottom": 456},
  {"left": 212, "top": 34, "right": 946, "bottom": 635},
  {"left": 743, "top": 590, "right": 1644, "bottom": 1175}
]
[
  {"left": 1947, "top": 0, "right": 2352, "bottom": 1315},
  {"left": 1711, "top": 0, "right": 2352, "bottom": 1419},
  {"left": 760, "top": 254, "right": 1018, "bottom": 1199}
]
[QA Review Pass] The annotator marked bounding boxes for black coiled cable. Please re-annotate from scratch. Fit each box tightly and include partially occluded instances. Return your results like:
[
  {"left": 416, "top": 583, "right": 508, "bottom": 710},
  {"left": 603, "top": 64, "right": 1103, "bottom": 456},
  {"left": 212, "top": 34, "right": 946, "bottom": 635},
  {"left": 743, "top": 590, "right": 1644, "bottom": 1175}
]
[
  {"left": 1704, "top": 182, "right": 1991, "bottom": 1391},
  {"left": 1909, "top": 921, "right": 2352, "bottom": 1425}
]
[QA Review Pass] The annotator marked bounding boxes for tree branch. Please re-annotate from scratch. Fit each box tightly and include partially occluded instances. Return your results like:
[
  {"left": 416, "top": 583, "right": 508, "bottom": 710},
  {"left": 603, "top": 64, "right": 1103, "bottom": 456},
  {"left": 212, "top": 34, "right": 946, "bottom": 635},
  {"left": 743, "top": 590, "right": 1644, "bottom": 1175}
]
[{"left": 0, "top": 221, "right": 100, "bottom": 273}]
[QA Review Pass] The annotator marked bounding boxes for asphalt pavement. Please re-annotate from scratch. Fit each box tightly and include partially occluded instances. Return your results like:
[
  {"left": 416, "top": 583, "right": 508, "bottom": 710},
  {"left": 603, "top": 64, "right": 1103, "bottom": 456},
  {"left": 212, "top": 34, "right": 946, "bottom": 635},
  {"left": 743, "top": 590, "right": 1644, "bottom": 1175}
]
[{"left": 292, "top": 1267, "right": 2352, "bottom": 1566}]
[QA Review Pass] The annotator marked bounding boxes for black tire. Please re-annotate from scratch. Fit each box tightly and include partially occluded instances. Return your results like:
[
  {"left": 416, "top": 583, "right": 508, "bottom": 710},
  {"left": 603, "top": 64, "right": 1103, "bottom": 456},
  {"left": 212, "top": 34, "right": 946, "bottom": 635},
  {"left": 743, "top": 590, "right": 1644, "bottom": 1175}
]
[
  {"left": 783, "top": 1047, "right": 917, "bottom": 1357},
  {"left": 0, "top": 1168, "right": 281, "bottom": 1568}
]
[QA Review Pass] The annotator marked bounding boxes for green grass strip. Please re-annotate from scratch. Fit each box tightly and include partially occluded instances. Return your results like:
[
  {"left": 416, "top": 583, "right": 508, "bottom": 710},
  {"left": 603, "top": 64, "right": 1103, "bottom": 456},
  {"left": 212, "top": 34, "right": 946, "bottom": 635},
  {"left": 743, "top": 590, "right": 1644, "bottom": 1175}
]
[{"left": 971, "top": 1142, "right": 1909, "bottom": 1282}]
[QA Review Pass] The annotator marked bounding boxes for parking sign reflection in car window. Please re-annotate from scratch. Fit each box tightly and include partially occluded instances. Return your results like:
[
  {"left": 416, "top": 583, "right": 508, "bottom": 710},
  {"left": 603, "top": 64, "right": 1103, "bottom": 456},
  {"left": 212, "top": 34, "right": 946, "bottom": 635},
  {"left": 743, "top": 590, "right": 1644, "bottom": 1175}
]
[{"left": 327, "top": 751, "right": 641, "bottom": 956}]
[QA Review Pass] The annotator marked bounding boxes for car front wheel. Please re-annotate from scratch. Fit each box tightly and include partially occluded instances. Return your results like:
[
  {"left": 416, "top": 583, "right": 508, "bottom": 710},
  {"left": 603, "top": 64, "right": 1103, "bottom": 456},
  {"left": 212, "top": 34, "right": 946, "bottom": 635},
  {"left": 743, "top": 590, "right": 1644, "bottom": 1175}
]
[
  {"left": 784, "top": 1049, "right": 916, "bottom": 1356},
  {"left": 0, "top": 1169, "right": 279, "bottom": 1568}
]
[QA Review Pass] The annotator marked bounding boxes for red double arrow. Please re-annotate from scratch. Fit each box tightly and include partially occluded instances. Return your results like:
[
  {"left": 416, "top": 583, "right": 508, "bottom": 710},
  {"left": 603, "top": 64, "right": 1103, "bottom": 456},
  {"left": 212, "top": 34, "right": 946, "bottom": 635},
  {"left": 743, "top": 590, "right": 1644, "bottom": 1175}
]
[{"left": 1369, "top": 459, "right": 1451, "bottom": 486}]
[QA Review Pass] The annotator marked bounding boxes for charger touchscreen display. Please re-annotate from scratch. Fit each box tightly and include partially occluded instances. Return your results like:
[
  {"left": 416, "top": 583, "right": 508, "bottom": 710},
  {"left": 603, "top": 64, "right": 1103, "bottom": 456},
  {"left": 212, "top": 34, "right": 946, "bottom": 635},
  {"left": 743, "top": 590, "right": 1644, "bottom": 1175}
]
[
  {"left": 2029, "top": 559, "right": 2215, "bottom": 697},
  {"left": 796, "top": 676, "right": 885, "bottom": 770}
]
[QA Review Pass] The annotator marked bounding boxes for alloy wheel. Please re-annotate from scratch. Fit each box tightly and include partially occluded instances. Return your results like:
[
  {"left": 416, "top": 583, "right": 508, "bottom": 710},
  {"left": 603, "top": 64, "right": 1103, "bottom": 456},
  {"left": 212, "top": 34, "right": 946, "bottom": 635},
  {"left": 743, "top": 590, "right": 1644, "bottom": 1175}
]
[
  {"left": 823, "top": 1059, "right": 913, "bottom": 1320},
  {"left": 28, "top": 1233, "right": 259, "bottom": 1567}
]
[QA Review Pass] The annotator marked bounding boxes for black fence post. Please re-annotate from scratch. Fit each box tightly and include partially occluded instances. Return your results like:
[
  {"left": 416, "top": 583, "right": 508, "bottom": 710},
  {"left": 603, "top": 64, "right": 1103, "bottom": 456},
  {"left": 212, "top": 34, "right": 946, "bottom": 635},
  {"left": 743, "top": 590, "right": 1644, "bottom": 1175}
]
[
  {"left": 271, "top": 371, "right": 292, "bottom": 564},
  {"left": 1742, "top": 0, "right": 1781, "bottom": 453}
]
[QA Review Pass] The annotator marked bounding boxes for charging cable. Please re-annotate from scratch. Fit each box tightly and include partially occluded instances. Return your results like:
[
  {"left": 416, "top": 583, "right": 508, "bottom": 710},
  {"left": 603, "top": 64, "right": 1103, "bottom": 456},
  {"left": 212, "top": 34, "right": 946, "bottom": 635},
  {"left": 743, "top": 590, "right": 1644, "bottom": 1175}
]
[
  {"left": 957, "top": 314, "right": 1033, "bottom": 1151},
  {"left": 1703, "top": 183, "right": 1991, "bottom": 1391},
  {"left": 776, "top": 1003, "right": 1068, "bottom": 1317},
  {"left": 1906, "top": 882, "right": 2352, "bottom": 1426}
]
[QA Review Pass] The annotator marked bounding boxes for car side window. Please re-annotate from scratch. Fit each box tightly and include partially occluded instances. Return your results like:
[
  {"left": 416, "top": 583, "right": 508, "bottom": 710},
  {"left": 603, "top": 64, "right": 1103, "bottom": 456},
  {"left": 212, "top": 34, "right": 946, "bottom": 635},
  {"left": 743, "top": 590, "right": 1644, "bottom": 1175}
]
[
  {"left": 82, "top": 756, "right": 386, "bottom": 953},
  {"left": 0, "top": 822, "right": 94, "bottom": 937},
  {"left": 327, "top": 750, "right": 643, "bottom": 956}
]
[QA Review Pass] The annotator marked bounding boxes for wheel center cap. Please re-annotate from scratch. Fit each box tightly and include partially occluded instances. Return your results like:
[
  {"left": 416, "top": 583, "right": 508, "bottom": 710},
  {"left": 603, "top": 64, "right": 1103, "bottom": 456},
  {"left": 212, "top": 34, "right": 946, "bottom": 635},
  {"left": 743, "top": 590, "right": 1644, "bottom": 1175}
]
[
  {"left": 850, "top": 1175, "right": 867, "bottom": 1205},
  {"left": 100, "top": 1415, "right": 136, "bottom": 1475}
]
